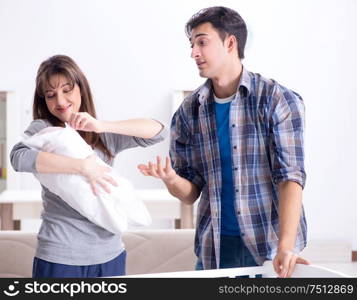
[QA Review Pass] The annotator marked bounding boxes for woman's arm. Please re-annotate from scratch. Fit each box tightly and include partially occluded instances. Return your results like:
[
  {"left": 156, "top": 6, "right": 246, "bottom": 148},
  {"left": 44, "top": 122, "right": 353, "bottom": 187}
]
[
  {"left": 68, "top": 112, "right": 163, "bottom": 138},
  {"left": 36, "top": 151, "right": 83, "bottom": 174},
  {"left": 99, "top": 119, "right": 163, "bottom": 138},
  {"left": 10, "top": 119, "right": 116, "bottom": 195},
  {"left": 36, "top": 152, "right": 117, "bottom": 195}
]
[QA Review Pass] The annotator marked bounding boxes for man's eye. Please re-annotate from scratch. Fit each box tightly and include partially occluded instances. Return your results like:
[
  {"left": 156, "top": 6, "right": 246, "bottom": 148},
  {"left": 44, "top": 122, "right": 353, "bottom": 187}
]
[{"left": 199, "top": 40, "right": 207, "bottom": 46}]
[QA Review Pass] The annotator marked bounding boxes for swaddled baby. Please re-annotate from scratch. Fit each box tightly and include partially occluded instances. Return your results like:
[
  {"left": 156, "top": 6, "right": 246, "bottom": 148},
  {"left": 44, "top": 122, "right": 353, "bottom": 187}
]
[{"left": 22, "top": 125, "right": 151, "bottom": 234}]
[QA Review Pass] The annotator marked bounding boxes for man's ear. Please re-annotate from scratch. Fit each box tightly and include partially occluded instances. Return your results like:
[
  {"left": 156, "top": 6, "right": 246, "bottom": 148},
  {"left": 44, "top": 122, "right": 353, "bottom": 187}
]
[{"left": 226, "top": 35, "right": 238, "bottom": 54}]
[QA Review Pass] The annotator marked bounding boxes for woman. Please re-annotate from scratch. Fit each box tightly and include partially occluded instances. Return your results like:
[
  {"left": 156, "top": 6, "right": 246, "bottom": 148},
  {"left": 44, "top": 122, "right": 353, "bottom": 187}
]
[{"left": 10, "top": 55, "right": 166, "bottom": 278}]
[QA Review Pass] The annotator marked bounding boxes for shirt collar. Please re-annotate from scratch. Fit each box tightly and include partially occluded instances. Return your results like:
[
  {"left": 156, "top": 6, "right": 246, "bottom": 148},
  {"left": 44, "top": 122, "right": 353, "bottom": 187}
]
[{"left": 197, "top": 65, "right": 251, "bottom": 105}]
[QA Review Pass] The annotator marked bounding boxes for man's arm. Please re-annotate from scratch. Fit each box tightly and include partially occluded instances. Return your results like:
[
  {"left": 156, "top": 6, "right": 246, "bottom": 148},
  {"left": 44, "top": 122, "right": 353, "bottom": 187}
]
[
  {"left": 269, "top": 87, "right": 308, "bottom": 277},
  {"left": 138, "top": 104, "right": 204, "bottom": 204},
  {"left": 277, "top": 180, "right": 302, "bottom": 252},
  {"left": 273, "top": 180, "right": 309, "bottom": 277}
]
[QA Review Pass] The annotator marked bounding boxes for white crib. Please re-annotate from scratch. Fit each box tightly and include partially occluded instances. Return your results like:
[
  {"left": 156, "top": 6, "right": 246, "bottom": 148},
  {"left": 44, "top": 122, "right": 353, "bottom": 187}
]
[{"left": 122, "top": 261, "right": 350, "bottom": 278}]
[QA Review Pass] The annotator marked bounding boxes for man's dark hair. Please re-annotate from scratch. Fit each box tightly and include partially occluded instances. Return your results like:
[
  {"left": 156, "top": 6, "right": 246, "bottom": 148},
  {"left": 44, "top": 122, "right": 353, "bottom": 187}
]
[{"left": 185, "top": 6, "right": 247, "bottom": 59}]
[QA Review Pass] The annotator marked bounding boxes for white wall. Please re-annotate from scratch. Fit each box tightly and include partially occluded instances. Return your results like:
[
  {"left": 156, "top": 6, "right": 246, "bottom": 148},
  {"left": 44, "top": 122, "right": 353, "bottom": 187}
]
[{"left": 0, "top": 0, "right": 356, "bottom": 248}]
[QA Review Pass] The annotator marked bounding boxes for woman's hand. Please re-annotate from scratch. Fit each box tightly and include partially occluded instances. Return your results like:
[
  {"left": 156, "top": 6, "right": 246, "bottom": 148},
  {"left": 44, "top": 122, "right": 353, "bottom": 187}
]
[
  {"left": 80, "top": 155, "right": 118, "bottom": 196},
  {"left": 68, "top": 112, "right": 102, "bottom": 133},
  {"left": 137, "top": 156, "right": 177, "bottom": 184}
]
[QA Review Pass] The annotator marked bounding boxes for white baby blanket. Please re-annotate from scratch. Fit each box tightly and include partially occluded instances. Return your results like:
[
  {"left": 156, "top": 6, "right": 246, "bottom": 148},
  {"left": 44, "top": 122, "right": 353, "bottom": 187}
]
[{"left": 22, "top": 125, "right": 151, "bottom": 234}]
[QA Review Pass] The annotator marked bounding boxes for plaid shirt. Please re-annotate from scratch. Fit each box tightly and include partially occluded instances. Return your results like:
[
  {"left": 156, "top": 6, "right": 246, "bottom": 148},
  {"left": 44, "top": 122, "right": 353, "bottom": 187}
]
[{"left": 170, "top": 67, "right": 307, "bottom": 269}]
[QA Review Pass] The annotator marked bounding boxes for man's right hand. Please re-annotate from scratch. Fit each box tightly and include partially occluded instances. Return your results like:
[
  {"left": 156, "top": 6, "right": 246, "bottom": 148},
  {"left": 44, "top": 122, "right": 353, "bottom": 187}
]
[
  {"left": 138, "top": 156, "right": 200, "bottom": 205},
  {"left": 137, "top": 156, "right": 177, "bottom": 184}
]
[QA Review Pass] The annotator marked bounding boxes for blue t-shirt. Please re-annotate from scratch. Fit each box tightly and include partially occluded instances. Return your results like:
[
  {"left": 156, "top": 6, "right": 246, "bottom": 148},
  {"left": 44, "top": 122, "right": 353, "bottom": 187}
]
[{"left": 214, "top": 94, "right": 240, "bottom": 236}]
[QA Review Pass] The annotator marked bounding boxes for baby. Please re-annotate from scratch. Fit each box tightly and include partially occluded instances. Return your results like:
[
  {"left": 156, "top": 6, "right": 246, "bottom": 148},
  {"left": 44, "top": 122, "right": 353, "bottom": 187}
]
[{"left": 23, "top": 125, "right": 151, "bottom": 234}]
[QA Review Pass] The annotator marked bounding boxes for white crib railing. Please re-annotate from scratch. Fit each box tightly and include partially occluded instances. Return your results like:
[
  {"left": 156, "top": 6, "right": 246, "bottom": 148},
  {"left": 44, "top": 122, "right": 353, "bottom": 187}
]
[{"left": 121, "top": 261, "right": 350, "bottom": 278}]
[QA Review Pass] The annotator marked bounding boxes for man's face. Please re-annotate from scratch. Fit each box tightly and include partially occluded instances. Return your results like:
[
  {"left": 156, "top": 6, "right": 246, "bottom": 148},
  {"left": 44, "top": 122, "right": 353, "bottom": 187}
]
[{"left": 190, "top": 22, "right": 229, "bottom": 79}]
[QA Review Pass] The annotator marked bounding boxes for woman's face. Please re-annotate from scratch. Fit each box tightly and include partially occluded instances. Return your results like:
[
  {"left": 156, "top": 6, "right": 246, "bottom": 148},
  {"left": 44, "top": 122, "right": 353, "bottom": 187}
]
[{"left": 43, "top": 74, "right": 81, "bottom": 122}]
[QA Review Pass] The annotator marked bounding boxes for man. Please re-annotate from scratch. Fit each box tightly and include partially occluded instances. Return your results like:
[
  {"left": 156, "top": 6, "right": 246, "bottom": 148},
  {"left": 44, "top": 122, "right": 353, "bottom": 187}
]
[{"left": 138, "top": 6, "right": 308, "bottom": 277}]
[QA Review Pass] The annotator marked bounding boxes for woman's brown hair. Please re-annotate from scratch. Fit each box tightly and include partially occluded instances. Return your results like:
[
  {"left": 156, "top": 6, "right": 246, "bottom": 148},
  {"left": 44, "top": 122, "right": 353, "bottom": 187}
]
[{"left": 33, "top": 55, "right": 113, "bottom": 161}]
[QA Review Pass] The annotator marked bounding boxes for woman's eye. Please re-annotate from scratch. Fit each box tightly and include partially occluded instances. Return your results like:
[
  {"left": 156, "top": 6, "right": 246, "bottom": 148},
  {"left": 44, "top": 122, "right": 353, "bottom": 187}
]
[
  {"left": 63, "top": 87, "right": 73, "bottom": 93},
  {"left": 46, "top": 93, "right": 54, "bottom": 99}
]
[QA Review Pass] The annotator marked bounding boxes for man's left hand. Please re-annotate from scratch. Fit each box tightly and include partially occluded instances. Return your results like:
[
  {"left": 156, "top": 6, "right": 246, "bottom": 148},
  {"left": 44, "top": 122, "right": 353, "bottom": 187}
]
[{"left": 273, "top": 250, "right": 309, "bottom": 277}]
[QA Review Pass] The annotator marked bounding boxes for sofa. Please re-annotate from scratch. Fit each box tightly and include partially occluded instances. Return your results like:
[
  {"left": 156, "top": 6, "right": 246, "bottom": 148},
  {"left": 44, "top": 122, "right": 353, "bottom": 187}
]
[
  {"left": 0, "top": 229, "right": 196, "bottom": 277},
  {"left": 0, "top": 230, "right": 352, "bottom": 277}
]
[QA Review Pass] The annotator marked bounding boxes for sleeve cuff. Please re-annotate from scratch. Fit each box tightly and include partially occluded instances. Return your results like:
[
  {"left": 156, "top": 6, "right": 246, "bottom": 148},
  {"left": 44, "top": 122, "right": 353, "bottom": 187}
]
[
  {"left": 133, "top": 121, "right": 168, "bottom": 147},
  {"left": 176, "top": 168, "right": 205, "bottom": 191},
  {"left": 272, "top": 167, "right": 306, "bottom": 189}
]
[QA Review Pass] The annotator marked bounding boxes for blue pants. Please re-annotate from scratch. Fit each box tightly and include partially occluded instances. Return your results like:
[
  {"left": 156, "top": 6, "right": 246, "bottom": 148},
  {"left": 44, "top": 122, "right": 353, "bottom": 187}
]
[
  {"left": 195, "top": 235, "right": 258, "bottom": 270},
  {"left": 32, "top": 251, "right": 126, "bottom": 278}
]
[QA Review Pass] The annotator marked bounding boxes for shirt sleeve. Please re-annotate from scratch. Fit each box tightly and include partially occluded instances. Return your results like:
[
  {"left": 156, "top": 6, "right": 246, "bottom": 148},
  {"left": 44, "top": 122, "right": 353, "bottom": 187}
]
[
  {"left": 10, "top": 119, "right": 49, "bottom": 173},
  {"left": 103, "top": 120, "right": 168, "bottom": 155},
  {"left": 169, "top": 107, "right": 205, "bottom": 191},
  {"left": 268, "top": 86, "right": 306, "bottom": 189}
]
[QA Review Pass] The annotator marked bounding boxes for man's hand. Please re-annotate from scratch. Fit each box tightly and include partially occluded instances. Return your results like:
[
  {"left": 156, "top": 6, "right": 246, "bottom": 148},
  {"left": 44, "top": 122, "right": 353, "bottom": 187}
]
[
  {"left": 138, "top": 156, "right": 177, "bottom": 184},
  {"left": 273, "top": 250, "right": 309, "bottom": 278},
  {"left": 138, "top": 156, "right": 200, "bottom": 205}
]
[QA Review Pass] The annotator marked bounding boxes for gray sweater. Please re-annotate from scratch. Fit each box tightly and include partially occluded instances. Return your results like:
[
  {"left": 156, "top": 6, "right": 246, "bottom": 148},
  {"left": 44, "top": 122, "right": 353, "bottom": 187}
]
[{"left": 10, "top": 119, "right": 167, "bottom": 265}]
